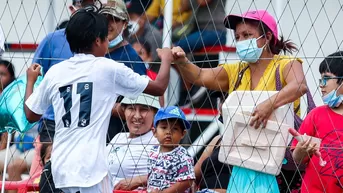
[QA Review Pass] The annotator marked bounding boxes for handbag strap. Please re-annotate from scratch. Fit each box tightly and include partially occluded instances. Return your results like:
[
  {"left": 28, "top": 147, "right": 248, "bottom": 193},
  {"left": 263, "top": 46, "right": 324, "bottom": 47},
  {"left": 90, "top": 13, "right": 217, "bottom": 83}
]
[
  {"left": 275, "top": 65, "right": 316, "bottom": 114},
  {"left": 233, "top": 65, "right": 249, "bottom": 91}
]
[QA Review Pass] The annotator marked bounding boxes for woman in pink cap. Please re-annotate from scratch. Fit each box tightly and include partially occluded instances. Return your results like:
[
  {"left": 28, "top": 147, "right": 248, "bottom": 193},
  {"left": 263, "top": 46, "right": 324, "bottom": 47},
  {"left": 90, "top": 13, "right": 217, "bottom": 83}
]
[{"left": 172, "top": 9, "right": 308, "bottom": 193}]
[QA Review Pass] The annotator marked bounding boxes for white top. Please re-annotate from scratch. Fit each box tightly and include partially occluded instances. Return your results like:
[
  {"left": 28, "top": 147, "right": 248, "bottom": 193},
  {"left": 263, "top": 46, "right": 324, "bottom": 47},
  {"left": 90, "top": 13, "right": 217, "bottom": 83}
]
[
  {"left": 107, "top": 131, "right": 158, "bottom": 186},
  {"left": 25, "top": 54, "right": 149, "bottom": 188}
]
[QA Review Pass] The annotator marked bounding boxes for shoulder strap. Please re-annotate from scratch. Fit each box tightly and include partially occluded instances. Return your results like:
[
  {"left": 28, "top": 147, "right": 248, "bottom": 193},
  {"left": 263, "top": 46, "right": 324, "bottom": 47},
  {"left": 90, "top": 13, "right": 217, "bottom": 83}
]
[{"left": 233, "top": 65, "right": 249, "bottom": 91}]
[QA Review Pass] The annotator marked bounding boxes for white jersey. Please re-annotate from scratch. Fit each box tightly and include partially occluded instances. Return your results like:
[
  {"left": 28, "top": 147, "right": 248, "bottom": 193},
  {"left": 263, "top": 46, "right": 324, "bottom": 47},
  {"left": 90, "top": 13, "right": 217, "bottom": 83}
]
[{"left": 25, "top": 54, "right": 149, "bottom": 188}]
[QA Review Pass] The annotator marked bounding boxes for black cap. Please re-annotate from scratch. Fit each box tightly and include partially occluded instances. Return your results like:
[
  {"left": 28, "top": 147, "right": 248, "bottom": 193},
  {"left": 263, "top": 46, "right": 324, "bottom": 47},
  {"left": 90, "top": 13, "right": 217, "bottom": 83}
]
[{"left": 126, "top": 0, "right": 150, "bottom": 15}]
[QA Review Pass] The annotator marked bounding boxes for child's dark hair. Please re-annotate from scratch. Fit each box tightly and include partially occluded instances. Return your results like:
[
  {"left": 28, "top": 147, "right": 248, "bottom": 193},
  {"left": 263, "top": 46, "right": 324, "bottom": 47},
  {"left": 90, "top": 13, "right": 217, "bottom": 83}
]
[
  {"left": 132, "top": 38, "right": 152, "bottom": 56},
  {"left": 0, "top": 59, "right": 16, "bottom": 81},
  {"left": 156, "top": 118, "right": 187, "bottom": 131},
  {"left": 246, "top": 20, "right": 298, "bottom": 55},
  {"left": 40, "top": 142, "right": 52, "bottom": 166},
  {"left": 319, "top": 51, "right": 343, "bottom": 84},
  {"left": 66, "top": 4, "right": 108, "bottom": 53}
]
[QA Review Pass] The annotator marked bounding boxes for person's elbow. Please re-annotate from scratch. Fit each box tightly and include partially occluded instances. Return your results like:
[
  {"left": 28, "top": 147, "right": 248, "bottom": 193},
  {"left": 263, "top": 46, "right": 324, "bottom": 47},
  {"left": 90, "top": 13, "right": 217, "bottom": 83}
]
[
  {"left": 298, "top": 82, "right": 308, "bottom": 96},
  {"left": 150, "top": 84, "right": 166, "bottom": 96},
  {"left": 24, "top": 108, "right": 41, "bottom": 123},
  {"left": 26, "top": 115, "right": 37, "bottom": 123},
  {"left": 144, "top": 81, "right": 167, "bottom": 96}
]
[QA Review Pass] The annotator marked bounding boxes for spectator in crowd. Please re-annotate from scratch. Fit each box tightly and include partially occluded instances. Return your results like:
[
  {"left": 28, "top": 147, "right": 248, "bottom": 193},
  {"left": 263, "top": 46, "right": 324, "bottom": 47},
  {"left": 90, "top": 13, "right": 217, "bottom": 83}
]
[
  {"left": 115, "top": 106, "right": 195, "bottom": 192},
  {"left": 24, "top": 4, "right": 172, "bottom": 193},
  {"left": 172, "top": 9, "right": 307, "bottom": 193},
  {"left": 28, "top": 0, "right": 96, "bottom": 180},
  {"left": 132, "top": 38, "right": 153, "bottom": 71},
  {"left": 146, "top": 0, "right": 192, "bottom": 30},
  {"left": 0, "top": 60, "right": 38, "bottom": 192},
  {"left": 126, "top": 0, "right": 162, "bottom": 62},
  {"left": 55, "top": 0, "right": 83, "bottom": 30},
  {"left": 108, "top": 92, "right": 159, "bottom": 189},
  {"left": 176, "top": 0, "right": 227, "bottom": 54},
  {"left": 0, "top": 59, "right": 15, "bottom": 94},
  {"left": 290, "top": 51, "right": 343, "bottom": 193},
  {"left": 132, "top": 39, "right": 164, "bottom": 106},
  {"left": 99, "top": 0, "right": 148, "bottom": 143},
  {"left": 0, "top": 60, "right": 16, "bottom": 151},
  {"left": 193, "top": 91, "right": 231, "bottom": 193},
  {"left": 39, "top": 142, "right": 63, "bottom": 193},
  {"left": 148, "top": 106, "right": 195, "bottom": 193},
  {"left": 0, "top": 128, "right": 38, "bottom": 187}
]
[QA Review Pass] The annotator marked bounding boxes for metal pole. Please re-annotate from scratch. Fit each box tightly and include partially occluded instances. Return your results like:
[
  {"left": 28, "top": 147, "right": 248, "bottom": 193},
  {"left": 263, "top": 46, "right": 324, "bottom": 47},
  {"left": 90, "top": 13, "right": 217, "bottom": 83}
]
[
  {"left": 162, "top": 0, "right": 174, "bottom": 107},
  {"left": 48, "top": 0, "right": 55, "bottom": 33},
  {"left": 1, "top": 130, "right": 12, "bottom": 193},
  {"left": 162, "top": 0, "right": 173, "bottom": 48}
]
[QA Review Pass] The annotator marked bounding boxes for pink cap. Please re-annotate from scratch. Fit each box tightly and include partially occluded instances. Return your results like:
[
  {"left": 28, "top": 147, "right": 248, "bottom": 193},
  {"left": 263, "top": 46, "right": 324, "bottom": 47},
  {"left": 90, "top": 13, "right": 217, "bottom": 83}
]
[{"left": 224, "top": 10, "right": 278, "bottom": 44}]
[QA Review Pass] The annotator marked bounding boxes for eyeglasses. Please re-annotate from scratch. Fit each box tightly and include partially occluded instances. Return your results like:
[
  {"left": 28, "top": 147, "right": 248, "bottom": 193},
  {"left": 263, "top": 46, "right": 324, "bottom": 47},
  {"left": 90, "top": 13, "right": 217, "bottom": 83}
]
[{"left": 319, "top": 76, "right": 343, "bottom": 86}]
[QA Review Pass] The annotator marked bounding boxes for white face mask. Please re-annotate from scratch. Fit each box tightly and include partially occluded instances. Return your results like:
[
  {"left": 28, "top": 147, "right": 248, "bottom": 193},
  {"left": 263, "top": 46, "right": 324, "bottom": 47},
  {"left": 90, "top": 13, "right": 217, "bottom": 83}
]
[
  {"left": 108, "top": 27, "right": 124, "bottom": 49},
  {"left": 128, "top": 20, "right": 140, "bottom": 36},
  {"left": 235, "top": 35, "right": 266, "bottom": 63},
  {"left": 322, "top": 83, "right": 343, "bottom": 108}
]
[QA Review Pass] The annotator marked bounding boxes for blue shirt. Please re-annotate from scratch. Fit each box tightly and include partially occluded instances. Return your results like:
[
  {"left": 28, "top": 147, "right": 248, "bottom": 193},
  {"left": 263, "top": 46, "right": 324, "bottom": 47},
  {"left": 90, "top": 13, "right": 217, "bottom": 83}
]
[
  {"left": 105, "top": 44, "right": 147, "bottom": 76},
  {"left": 32, "top": 29, "right": 73, "bottom": 120}
]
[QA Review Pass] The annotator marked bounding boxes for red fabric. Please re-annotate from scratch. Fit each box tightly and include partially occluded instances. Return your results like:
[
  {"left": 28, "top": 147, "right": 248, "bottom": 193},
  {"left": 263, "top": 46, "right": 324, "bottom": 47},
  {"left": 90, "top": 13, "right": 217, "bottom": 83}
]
[
  {"left": 291, "top": 105, "right": 343, "bottom": 193},
  {"left": 147, "top": 70, "right": 157, "bottom": 80}
]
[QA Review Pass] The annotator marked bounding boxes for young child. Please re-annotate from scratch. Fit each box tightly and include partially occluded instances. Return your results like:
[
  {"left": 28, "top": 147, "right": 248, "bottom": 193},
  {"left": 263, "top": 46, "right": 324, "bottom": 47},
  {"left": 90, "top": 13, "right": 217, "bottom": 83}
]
[
  {"left": 148, "top": 106, "right": 195, "bottom": 193},
  {"left": 290, "top": 51, "right": 343, "bottom": 193},
  {"left": 24, "top": 5, "right": 172, "bottom": 193}
]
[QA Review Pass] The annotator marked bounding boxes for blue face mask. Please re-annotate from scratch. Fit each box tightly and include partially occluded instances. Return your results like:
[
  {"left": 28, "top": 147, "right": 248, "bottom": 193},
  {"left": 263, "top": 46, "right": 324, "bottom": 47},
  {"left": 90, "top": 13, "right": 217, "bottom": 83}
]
[
  {"left": 322, "top": 84, "right": 343, "bottom": 108},
  {"left": 108, "top": 30, "right": 124, "bottom": 49},
  {"left": 236, "top": 35, "right": 265, "bottom": 63}
]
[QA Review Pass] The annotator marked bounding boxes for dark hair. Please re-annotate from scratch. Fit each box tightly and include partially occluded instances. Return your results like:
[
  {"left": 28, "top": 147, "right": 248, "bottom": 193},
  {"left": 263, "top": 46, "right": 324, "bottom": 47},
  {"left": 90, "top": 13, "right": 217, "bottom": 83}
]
[
  {"left": 319, "top": 51, "right": 343, "bottom": 84},
  {"left": 72, "top": 0, "right": 95, "bottom": 7},
  {"left": 0, "top": 59, "right": 15, "bottom": 81},
  {"left": 132, "top": 38, "right": 152, "bottom": 56},
  {"left": 246, "top": 20, "right": 298, "bottom": 55},
  {"left": 156, "top": 118, "right": 187, "bottom": 131},
  {"left": 66, "top": 5, "right": 108, "bottom": 53},
  {"left": 40, "top": 143, "right": 52, "bottom": 166}
]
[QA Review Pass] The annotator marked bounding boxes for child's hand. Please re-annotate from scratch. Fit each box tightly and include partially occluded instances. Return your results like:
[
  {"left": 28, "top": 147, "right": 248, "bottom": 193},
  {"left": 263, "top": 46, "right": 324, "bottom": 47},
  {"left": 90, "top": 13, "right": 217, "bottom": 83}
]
[
  {"left": 171, "top": 46, "right": 190, "bottom": 65},
  {"left": 294, "top": 137, "right": 319, "bottom": 156},
  {"left": 157, "top": 48, "right": 173, "bottom": 62},
  {"left": 26, "top": 64, "right": 42, "bottom": 83},
  {"left": 289, "top": 129, "right": 320, "bottom": 163},
  {"left": 114, "top": 177, "right": 141, "bottom": 191}
]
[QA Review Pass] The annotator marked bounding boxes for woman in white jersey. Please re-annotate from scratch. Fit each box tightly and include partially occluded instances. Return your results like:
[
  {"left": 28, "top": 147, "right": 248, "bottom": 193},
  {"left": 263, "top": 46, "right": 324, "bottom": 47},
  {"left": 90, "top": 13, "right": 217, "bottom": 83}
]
[{"left": 107, "top": 92, "right": 160, "bottom": 190}]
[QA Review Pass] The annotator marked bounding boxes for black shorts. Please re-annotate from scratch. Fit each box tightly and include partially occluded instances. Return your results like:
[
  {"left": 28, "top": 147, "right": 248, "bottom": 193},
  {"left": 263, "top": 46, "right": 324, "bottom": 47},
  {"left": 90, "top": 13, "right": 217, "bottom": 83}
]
[
  {"left": 39, "top": 119, "right": 55, "bottom": 143},
  {"left": 39, "top": 161, "right": 63, "bottom": 193}
]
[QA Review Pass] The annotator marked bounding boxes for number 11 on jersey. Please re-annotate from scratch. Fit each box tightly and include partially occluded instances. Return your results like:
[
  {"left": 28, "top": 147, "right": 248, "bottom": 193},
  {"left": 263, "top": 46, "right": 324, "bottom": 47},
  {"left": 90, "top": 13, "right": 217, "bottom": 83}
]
[{"left": 59, "top": 82, "right": 93, "bottom": 128}]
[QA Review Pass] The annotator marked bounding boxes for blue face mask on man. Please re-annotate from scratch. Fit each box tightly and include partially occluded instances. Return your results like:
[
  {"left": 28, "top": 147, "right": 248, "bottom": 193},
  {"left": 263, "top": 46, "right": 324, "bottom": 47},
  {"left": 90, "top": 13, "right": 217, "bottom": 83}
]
[
  {"left": 236, "top": 35, "right": 266, "bottom": 63},
  {"left": 322, "top": 84, "right": 343, "bottom": 108},
  {"left": 108, "top": 28, "right": 124, "bottom": 49}
]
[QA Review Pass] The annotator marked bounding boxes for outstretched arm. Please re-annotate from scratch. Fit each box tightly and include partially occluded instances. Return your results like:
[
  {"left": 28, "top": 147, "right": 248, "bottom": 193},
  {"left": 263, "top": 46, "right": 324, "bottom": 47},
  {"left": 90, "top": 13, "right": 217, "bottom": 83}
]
[
  {"left": 24, "top": 64, "right": 43, "bottom": 123},
  {"left": 171, "top": 46, "right": 230, "bottom": 91},
  {"left": 143, "top": 48, "right": 173, "bottom": 96}
]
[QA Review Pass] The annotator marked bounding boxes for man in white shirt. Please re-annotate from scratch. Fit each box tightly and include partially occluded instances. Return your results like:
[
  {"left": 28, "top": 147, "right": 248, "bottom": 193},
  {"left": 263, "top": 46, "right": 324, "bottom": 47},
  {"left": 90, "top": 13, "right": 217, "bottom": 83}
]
[{"left": 23, "top": 5, "right": 172, "bottom": 193}]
